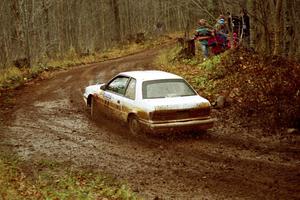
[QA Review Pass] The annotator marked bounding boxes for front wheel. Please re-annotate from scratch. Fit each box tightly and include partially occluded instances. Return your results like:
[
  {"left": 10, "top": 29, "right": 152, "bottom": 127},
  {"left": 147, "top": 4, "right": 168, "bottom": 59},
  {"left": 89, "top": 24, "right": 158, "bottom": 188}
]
[
  {"left": 128, "top": 115, "right": 141, "bottom": 136},
  {"left": 90, "top": 96, "right": 95, "bottom": 118}
]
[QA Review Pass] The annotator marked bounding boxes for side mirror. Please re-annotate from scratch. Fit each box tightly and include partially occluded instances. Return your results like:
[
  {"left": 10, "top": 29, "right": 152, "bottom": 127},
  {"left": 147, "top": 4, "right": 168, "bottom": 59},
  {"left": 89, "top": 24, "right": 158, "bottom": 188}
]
[{"left": 100, "top": 84, "right": 107, "bottom": 90}]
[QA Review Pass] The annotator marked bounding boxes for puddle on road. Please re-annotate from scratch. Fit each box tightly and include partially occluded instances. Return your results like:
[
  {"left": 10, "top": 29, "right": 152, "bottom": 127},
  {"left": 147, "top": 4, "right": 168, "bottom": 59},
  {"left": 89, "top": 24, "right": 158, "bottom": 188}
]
[
  {"left": 5, "top": 97, "right": 141, "bottom": 170},
  {"left": 7, "top": 99, "right": 99, "bottom": 160},
  {"left": 34, "top": 98, "right": 69, "bottom": 108}
]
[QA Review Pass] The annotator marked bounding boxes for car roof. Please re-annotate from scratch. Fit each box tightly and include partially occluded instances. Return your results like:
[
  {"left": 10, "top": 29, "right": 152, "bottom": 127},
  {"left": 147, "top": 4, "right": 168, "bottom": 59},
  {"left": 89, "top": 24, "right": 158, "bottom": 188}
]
[{"left": 119, "top": 70, "right": 182, "bottom": 81}]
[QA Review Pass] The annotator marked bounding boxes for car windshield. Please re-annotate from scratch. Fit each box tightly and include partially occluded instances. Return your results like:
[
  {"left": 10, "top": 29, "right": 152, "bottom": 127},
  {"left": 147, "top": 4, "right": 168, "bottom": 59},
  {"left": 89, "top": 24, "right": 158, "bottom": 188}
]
[{"left": 142, "top": 79, "right": 196, "bottom": 99}]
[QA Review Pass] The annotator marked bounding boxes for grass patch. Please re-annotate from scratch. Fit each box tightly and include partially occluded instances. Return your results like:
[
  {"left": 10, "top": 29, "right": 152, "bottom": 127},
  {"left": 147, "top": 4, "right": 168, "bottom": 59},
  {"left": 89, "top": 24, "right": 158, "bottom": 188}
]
[
  {"left": 0, "top": 67, "right": 24, "bottom": 89},
  {"left": 155, "top": 47, "right": 223, "bottom": 100},
  {"left": 0, "top": 35, "right": 175, "bottom": 91},
  {"left": 0, "top": 154, "right": 140, "bottom": 200},
  {"left": 155, "top": 45, "right": 182, "bottom": 66},
  {"left": 198, "top": 55, "right": 221, "bottom": 70}
]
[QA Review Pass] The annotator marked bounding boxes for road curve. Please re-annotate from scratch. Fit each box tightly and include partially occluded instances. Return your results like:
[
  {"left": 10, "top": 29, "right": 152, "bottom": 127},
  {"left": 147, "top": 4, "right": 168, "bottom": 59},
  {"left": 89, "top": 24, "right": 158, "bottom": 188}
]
[{"left": 0, "top": 48, "right": 299, "bottom": 199}]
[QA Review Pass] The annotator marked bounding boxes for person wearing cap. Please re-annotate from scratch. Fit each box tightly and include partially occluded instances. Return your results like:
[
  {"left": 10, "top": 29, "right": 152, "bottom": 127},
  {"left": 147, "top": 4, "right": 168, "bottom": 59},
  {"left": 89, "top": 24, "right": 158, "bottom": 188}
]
[{"left": 215, "top": 15, "right": 227, "bottom": 34}]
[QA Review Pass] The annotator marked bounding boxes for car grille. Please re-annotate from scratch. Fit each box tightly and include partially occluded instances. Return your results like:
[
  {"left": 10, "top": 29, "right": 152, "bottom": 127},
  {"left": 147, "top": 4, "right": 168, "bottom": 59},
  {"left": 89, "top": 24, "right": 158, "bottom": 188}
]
[{"left": 150, "top": 107, "right": 211, "bottom": 121}]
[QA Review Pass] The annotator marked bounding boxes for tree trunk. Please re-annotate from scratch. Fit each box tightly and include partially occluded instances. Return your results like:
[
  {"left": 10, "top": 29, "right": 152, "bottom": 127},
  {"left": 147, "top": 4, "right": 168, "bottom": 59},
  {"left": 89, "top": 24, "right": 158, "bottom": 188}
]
[
  {"left": 111, "top": 0, "right": 121, "bottom": 41},
  {"left": 11, "top": 0, "right": 25, "bottom": 59},
  {"left": 178, "top": 38, "right": 195, "bottom": 59},
  {"left": 285, "top": 0, "right": 295, "bottom": 58},
  {"left": 294, "top": 0, "right": 300, "bottom": 59},
  {"left": 42, "top": 0, "right": 50, "bottom": 57},
  {"left": 273, "top": 0, "right": 283, "bottom": 56}
]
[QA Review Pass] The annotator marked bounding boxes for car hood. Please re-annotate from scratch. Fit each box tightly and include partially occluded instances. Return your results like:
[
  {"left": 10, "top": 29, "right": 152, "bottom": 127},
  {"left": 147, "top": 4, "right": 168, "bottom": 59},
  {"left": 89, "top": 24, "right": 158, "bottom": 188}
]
[
  {"left": 143, "top": 95, "right": 210, "bottom": 111},
  {"left": 83, "top": 84, "right": 104, "bottom": 97}
]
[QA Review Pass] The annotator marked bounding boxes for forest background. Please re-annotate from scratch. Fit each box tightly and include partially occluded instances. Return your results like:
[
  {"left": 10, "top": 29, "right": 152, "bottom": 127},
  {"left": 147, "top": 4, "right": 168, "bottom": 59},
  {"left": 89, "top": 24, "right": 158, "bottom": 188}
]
[{"left": 0, "top": 0, "right": 299, "bottom": 69}]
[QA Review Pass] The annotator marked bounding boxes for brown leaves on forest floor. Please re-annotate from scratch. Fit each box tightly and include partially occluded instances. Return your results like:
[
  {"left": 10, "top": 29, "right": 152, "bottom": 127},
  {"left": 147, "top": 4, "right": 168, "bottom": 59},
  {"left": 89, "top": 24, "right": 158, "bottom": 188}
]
[
  {"left": 157, "top": 46, "right": 300, "bottom": 130},
  {"left": 215, "top": 47, "right": 300, "bottom": 129}
]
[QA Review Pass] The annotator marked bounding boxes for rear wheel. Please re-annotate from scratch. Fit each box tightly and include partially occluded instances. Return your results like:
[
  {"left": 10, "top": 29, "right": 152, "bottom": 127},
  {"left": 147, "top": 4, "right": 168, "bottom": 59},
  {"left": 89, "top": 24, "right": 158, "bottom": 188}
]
[{"left": 128, "top": 115, "right": 141, "bottom": 136}]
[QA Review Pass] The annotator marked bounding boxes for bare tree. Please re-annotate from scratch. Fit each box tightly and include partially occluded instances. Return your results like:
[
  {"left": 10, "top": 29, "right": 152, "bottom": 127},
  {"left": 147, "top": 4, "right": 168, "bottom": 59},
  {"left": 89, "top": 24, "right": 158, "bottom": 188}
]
[
  {"left": 272, "top": 0, "right": 283, "bottom": 56},
  {"left": 0, "top": 0, "right": 299, "bottom": 69}
]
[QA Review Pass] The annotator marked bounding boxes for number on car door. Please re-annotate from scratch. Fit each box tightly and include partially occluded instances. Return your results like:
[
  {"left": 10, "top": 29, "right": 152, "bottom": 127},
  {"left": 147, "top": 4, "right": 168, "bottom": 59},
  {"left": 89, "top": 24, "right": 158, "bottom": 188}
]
[{"left": 105, "top": 76, "right": 130, "bottom": 119}]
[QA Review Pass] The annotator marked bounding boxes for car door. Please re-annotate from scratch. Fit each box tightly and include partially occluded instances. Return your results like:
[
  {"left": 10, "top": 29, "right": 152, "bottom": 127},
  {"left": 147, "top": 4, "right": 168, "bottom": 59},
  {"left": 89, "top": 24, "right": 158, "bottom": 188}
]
[
  {"left": 119, "top": 78, "right": 137, "bottom": 121},
  {"left": 104, "top": 76, "right": 130, "bottom": 120}
]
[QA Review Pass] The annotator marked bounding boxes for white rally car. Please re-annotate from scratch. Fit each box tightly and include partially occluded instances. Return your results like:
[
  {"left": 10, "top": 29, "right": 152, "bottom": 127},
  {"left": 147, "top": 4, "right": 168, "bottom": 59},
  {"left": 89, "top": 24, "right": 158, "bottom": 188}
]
[{"left": 83, "top": 70, "right": 215, "bottom": 135}]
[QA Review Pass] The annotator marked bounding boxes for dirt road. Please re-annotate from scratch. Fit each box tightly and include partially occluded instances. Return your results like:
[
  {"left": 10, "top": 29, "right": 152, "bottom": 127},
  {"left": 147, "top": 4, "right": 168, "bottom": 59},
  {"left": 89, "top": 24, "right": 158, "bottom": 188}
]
[{"left": 0, "top": 48, "right": 299, "bottom": 199}]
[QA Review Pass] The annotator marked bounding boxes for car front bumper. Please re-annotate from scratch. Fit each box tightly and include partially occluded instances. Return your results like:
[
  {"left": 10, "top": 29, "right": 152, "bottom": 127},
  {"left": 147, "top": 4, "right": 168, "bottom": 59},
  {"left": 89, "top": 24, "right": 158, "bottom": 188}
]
[{"left": 83, "top": 97, "right": 87, "bottom": 105}]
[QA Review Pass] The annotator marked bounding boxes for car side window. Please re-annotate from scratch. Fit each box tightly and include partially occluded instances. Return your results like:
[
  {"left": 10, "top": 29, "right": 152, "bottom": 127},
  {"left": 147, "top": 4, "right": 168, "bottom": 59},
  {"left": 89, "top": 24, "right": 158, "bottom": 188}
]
[
  {"left": 106, "top": 76, "right": 129, "bottom": 95},
  {"left": 125, "top": 78, "right": 136, "bottom": 100}
]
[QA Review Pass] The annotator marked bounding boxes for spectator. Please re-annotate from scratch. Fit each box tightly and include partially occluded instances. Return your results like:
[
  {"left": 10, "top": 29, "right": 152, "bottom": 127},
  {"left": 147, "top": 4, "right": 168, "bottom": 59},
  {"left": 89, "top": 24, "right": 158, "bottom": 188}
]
[
  {"left": 227, "top": 12, "right": 233, "bottom": 33},
  {"left": 195, "top": 19, "right": 213, "bottom": 59},
  {"left": 240, "top": 8, "right": 250, "bottom": 47},
  {"left": 214, "top": 15, "right": 228, "bottom": 50},
  {"left": 215, "top": 15, "right": 228, "bottom": 33}
]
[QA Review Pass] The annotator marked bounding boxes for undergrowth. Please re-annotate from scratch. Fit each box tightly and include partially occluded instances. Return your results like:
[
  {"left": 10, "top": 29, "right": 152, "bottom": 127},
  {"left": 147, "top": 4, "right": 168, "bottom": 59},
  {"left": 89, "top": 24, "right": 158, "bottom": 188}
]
[
  {"left": 0, "top": 154, "right": 139, "bottom": 200},
  {"left": 155, "top": 46, "right": 300, "bottom": 129},
  {"left": 155, "top": 45, "right": 223, "bottom": 99}
]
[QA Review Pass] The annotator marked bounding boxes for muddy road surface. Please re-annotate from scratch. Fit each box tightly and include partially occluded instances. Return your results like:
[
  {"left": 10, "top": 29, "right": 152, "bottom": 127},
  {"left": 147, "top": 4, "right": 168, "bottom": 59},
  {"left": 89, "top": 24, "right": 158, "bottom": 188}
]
[{"left": 0, "top": 48, "right": 299, "bottom": 199}]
